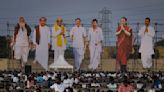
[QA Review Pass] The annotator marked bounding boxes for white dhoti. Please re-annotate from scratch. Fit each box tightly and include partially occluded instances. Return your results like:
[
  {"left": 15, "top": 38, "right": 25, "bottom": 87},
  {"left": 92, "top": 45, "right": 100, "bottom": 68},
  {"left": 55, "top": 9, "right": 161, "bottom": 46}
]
[
  {"left": 49, "top": 24, "right": 73, "bottom": 70},
  {"left": 14, "top": 28, "right": 29, "bottom": 63},
  {"left": 35, "top": 44, "right": 49, "bottom": 70},
  {"left": 49, "top": 55, "right": 73, "bottom": 70},
  {"left": 73, "top": 48, "right": 84, "bottom": 71},
  {"left": 89, "top": 45, "right": 101, "bottom": 70},
  {"left": 88, "top": 27, "right": 104, "bottom": 70},
  {"left": 139, "top": 43, "right": 154, "bottom": 68},
  {"left": 141, "top": 53, "right": 152, "bottom": 68},
  {"left": 14, "top": 46, "right": 29, "bottom": 63},
  {"left": 70, "top": 26, "right": 87, "bottom": 71},
  {"left": 138, "top": 25, "right": 155, "bottom": 69},
  {"left": 49, "top": 47, "right": 73, "bottom": 70},
  {"left": 33, "top": 26, "right": 50, "bottom": 70},
  {"left": 54, "top": 48, "right": 65, "bottom": 61}
]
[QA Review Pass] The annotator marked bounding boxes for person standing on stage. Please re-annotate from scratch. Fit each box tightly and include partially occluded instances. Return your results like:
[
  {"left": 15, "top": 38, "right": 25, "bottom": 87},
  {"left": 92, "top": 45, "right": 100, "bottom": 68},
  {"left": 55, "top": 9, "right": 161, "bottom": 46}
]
[
  {"left": 138, "top": 17, "right": 155, "bottom": 70},
  {"left": 70, "top": 18, "right": 87, "bottom": 71},
  {"left": 11, "top": 17, "right": 31, "bottom": 68},
  {"left": 32, "top": 17, "right": 50, "bottom": 70},
  {"left": 116, "top": 17, "right": 133, "bottom": 73},
  {"left": 88, "top": 19, "right": 104, "bottom": 70},
  {"left": 49, "top": 17, "right": 73, "bottom": 69},
  {"left": 52, "top": 17, "right": 67, "bottom": 62}
]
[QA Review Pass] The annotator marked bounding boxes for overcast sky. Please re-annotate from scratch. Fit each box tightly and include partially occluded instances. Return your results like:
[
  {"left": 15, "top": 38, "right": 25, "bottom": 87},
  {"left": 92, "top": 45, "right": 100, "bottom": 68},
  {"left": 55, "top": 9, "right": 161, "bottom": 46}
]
[
  {"left": 0, "top": 0, "right": 164, "bottom": 46},
  {"left": 0, "top": 0, "right": 163, "bottom": 24}
]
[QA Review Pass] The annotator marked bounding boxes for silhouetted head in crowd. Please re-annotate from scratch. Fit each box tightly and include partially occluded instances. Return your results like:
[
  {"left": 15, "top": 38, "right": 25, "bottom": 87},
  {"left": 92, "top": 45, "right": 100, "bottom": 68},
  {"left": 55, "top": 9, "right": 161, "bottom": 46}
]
[
  {"left": 55, "top": 77, "right": 62, "bottom": 84},
  {"left": 122, "top": 76, "right": 129, "bottom": 87}
]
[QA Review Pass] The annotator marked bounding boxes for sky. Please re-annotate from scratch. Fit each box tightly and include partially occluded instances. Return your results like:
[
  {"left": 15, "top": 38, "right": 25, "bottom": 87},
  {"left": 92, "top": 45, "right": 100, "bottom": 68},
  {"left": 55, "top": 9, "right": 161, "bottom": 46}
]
[
  {"left": 0, "top": 0, "right": 163, "bottom": 24},
  {"left": 0, "top": 0, "right": 164, "bottom": 45}
]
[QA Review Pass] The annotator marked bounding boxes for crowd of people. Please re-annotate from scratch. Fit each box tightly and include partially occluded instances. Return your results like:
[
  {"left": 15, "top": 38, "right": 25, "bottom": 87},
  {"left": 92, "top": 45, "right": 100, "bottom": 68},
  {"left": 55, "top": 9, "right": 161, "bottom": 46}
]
[{"left": 0, "top": 70, "right": 164, "bottom": 92}]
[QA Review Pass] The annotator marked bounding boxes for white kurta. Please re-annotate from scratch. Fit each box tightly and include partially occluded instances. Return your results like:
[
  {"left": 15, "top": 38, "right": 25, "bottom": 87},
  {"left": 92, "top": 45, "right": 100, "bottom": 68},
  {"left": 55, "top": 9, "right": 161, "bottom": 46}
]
[
  {"left": 70, "top": 26, "right": 86, "bottom": 71},
  {"left": 49, "top": 26, "right": 73, "bottom": 70},
  {"left": 14, "top": 28, "right": 29, "bottom": 62},
  {"left": 52, "top": 26, "right": 66, "bottom": 61},
  {"left": 138, "top": 25, "right": 155, "bottom": 68},
  {"left": 88, "top": 27, "right": 104, "bottom": 70},
  {"left": 33, "top": 25, "right": 50, "bottom": 70}
]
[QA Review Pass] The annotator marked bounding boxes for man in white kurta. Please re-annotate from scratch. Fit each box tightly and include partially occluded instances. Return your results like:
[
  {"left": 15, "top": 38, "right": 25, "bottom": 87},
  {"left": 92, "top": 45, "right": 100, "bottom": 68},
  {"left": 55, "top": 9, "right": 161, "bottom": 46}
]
[
  {"left": 49, "top": 18, "right": 73, "bottom": 70},
  {"left": 88, "top": 19, "right": 103, "bottom": 70},
  {"left": 52, "top": 18, "right": 66, "bottom": 61},
  {"left": 12, "top": 17, "right": 31, "bottom": 67},
  {"left": 138, "top": 17, "right": 155, "bottom": 69},
  {"left": 70, "top": 18, "right": 86, "bottom": 71},
  {"left": 33, "top": 17, "right": 50, "bottom": 70}
]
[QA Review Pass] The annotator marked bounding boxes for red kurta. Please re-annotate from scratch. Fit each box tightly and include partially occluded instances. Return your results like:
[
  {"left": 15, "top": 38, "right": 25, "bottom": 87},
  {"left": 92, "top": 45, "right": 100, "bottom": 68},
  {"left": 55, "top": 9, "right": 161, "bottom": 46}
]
[{"left": 116, "top": 25, "right": 133, "bottom": 65}]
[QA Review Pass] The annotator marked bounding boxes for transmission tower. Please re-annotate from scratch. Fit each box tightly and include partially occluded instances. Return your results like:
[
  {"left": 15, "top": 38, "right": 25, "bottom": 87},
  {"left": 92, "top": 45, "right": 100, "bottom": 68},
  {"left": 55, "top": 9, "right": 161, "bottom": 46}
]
[{"left": 99, "top": 7, "right": 113, "bottom": 46}]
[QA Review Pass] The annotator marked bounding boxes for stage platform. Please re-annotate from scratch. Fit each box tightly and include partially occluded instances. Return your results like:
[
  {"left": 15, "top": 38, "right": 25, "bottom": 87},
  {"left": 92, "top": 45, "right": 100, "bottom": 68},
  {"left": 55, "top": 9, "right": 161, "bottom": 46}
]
[{"left": 0, "top": 58, "right": 164, "bottom": 72}]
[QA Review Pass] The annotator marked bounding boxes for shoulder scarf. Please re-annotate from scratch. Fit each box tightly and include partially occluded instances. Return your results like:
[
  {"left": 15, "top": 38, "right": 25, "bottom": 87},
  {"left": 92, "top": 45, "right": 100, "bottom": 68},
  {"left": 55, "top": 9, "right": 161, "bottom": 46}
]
[{"left": 54, "top": 24, "right": 67, "bottom": 47}]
